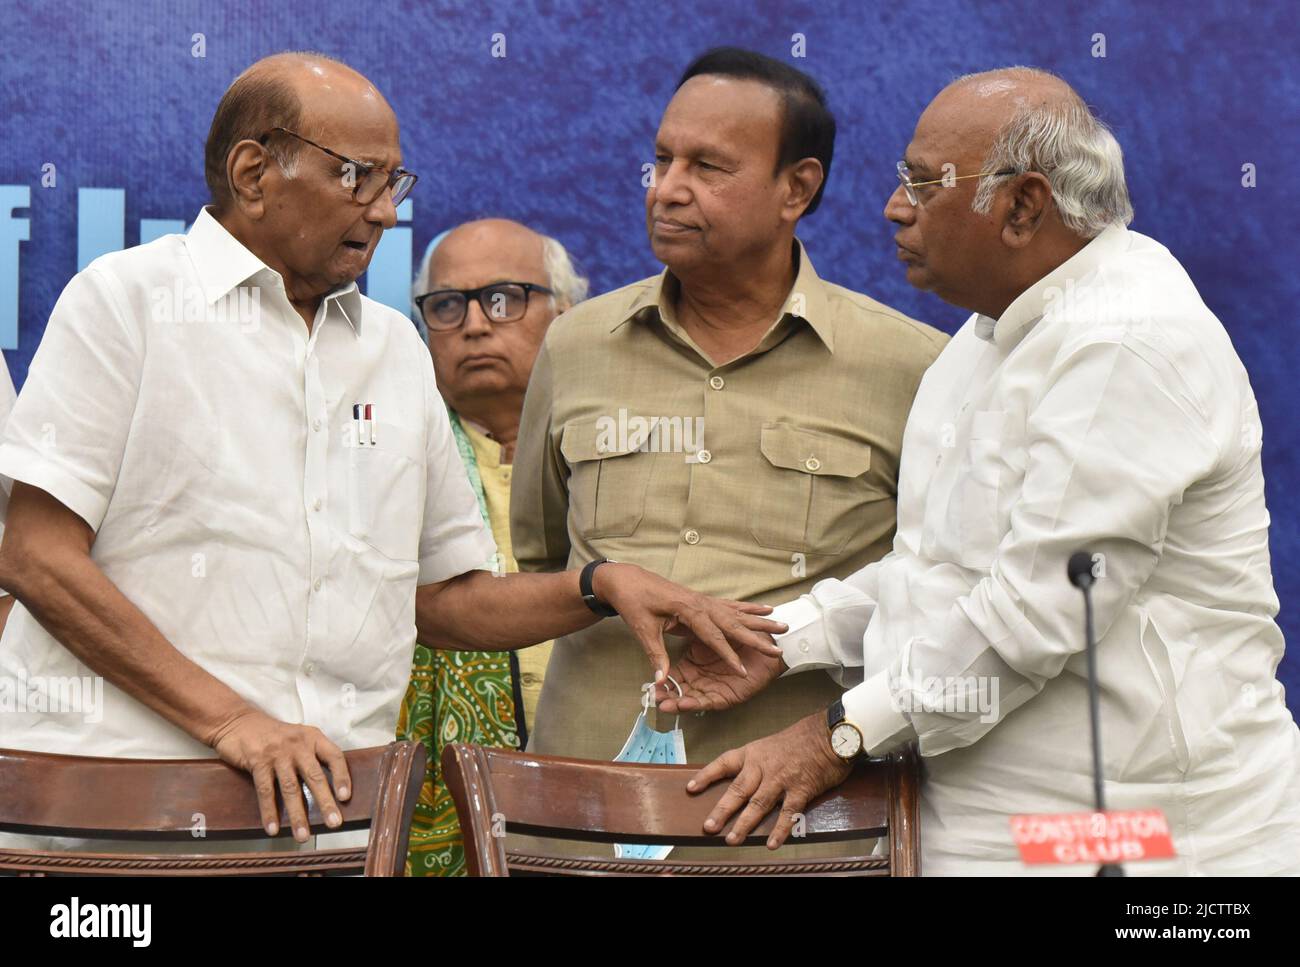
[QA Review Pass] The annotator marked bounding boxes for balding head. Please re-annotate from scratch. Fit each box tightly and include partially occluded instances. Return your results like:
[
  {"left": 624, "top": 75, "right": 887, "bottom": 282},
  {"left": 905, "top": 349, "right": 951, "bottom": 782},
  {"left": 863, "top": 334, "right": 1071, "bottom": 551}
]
[
  {"left": 415, "top": 218, "right": 589, "bottom": 317},
  {"left": 415, "top": 218, "right": 587, "bottom": 432},
  {"left": 432, "top": 219, "right": 548, "bottom": 291},
  {"left": 205, "top": 51, "right": 407, "bottom": 317},
  {"left": 885, "top": 66, "right": 1132, "bottom": 317},
  {"left": 936, "top": 67, "right": 1133, "bottom": 237},
  {"left": 204, "top": 51, "right": 396, "bottom": 212}
]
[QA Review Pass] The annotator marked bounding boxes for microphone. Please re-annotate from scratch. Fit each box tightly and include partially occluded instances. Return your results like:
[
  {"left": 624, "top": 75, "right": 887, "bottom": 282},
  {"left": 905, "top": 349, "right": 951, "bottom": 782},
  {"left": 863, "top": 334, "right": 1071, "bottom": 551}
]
[
  {"left": 1067, "top": 551, "right": 1095, "bottom": 589},
  {"left": 1067, "top": 549, "right": 1124, "bottom": 877}
]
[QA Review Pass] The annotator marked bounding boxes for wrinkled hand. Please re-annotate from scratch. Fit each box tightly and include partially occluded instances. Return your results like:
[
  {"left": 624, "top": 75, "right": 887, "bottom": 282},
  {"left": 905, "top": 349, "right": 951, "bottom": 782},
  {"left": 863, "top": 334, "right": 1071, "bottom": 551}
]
[
  {"left": 686, "top": 711, "right": 852, "bottom": 849},
  {"left": 593, "top": 563, "right": 787, "bottom": 682},
  {"left": 210, "top": 708, "right": 352, "bottom": 842},
  {"left": 653, "top": 632, "right": 786, "bottom": 712}
]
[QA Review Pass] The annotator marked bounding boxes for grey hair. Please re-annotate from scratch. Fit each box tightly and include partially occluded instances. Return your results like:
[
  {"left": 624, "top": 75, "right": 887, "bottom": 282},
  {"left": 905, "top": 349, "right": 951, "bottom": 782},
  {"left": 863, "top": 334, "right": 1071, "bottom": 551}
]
[
  {"left": 409, "top": 226, "right": 589, "bottom": 338},
  {"left": 540, "top": 236, "right": 590, "bottom": 309},
  {"left": 958, "top": 67, "right": 1134, "bottom": 238}
]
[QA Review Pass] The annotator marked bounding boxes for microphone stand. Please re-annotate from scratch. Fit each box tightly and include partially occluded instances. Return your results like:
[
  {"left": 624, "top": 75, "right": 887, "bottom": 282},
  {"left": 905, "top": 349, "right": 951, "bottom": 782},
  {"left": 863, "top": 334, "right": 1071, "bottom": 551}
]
[{"left": 1068, "top": 550, "right": 1125, "bottom": 877}]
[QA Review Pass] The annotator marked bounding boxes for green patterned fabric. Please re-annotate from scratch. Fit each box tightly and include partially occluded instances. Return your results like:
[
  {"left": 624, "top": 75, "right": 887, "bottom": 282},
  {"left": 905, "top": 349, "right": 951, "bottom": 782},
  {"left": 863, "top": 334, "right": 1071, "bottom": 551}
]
[{"left": 396, "top": 409, "right": 522, "bottom": 876}]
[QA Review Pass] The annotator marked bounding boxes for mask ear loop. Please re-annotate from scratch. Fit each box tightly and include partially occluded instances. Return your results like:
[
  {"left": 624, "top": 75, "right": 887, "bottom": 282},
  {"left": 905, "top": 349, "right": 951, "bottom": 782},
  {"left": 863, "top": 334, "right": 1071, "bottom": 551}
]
[{"left": 640, "top": 676, "right": 684, "bottom": 732}]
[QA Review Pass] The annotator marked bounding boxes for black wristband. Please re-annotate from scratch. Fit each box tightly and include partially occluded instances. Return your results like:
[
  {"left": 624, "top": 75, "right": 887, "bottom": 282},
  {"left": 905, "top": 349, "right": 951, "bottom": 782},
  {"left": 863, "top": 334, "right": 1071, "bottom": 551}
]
[
  {"left": 827, "top": 698, "right": 845, "bottom": 728},
  {"left": 579, "top": 558, "right": 619, "bottom": 617}
]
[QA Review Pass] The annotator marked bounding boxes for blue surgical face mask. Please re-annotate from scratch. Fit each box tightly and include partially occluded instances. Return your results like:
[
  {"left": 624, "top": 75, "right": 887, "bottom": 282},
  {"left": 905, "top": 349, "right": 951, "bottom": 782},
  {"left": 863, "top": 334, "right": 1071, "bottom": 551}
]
[{"left": 613, "top": 680, "right": 686, "bottom": 861}]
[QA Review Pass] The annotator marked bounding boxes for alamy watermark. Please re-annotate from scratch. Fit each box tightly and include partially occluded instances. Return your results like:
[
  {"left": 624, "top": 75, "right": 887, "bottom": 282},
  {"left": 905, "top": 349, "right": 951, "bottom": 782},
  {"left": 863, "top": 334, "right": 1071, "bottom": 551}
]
[
  {"left": 889, "top": 674, "right": 1000, "bottom": 723},
  {"left": 595, "top": 408, "right": 705, "bottom": 460},
  {"left": 149, "top": 281, "right": 261, "bottom": 333},
  {"left": 0, "top": 673, "right": 104, "bottom": 722}
]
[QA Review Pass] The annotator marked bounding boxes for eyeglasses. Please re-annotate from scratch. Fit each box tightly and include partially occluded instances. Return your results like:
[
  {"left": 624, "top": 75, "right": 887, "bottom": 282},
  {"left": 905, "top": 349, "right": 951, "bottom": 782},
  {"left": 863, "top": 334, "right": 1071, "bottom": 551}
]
[
  {"left": 414, "top": 282, "right": 555, "bottom": 332},
  {"left": 259, "top": 127, "right": 418, "bottom": 206},
  {"left": 895, "top": 160, "right": 1018, "bottom": 206}
]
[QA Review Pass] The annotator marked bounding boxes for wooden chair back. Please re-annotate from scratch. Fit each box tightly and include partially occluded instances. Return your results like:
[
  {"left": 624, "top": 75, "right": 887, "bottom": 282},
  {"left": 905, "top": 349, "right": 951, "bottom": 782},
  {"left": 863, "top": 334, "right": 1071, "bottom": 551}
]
[
  {"left": 442, "top": 743, "right": 920, "bottom": 876},
  {"left": 0, "top": 741, "right": 425, "bottom": 876}
]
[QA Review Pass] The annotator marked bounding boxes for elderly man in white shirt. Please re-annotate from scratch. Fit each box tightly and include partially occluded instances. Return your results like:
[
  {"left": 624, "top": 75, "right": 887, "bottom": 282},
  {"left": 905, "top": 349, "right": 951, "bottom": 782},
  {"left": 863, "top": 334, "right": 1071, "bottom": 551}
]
[
  {"left": 0, "top": 51, "right": 785, "bottom": 853},
  {"left": 660, "top": 67, "right": 1300, "bottom": 875}
]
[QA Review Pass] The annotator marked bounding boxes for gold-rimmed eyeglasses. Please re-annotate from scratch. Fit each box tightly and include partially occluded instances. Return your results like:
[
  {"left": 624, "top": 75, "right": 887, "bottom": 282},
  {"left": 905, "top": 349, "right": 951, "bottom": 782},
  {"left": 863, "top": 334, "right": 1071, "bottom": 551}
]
[{"left": 896, "top": 160, "right": 1018, "bottom": 206}]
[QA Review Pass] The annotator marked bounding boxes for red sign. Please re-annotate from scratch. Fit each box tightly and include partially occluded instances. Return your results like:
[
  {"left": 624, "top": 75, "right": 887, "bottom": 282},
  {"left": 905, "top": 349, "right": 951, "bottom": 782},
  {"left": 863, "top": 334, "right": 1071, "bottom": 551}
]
[{"left": 1010, "top": 809, "right": 1177, "bottom": 865}]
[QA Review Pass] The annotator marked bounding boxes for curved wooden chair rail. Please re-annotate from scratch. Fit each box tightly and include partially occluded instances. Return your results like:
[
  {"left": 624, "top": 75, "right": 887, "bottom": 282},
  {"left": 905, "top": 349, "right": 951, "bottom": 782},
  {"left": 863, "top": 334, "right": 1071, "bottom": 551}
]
[
  {"left": 442, "top": 742, "right": 921, "bottom": 877},
  {"left": 0, "top": 740, "right": 425, "bottom": 876}
]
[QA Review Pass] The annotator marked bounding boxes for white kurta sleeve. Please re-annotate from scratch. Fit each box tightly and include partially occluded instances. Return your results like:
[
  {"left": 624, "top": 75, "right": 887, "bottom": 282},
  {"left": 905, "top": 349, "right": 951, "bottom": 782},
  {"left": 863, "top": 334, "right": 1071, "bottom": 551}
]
[{"left": 860, "top": 333, "right": 1221, "bottom": 757}]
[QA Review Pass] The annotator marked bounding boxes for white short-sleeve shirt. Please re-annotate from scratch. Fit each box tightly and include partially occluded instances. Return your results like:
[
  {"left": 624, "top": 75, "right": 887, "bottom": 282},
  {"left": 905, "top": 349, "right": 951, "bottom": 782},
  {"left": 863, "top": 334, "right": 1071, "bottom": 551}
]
[{"left": 0, "top": 208, "right": 497, "bottom": 759}]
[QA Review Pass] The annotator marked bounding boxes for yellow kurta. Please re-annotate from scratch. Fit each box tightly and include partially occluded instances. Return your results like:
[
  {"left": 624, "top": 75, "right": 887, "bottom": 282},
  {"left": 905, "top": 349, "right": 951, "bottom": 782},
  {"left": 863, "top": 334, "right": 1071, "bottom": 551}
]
[{"left": 461, "top": 419, "right": 554, "bottom": 735}]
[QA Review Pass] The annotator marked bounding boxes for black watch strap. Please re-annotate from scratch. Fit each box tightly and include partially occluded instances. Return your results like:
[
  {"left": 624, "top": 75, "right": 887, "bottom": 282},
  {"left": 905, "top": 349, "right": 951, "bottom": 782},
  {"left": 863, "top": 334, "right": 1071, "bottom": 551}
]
[
  {"left": 827, "top": 698, "right": 845, "bottom": 729},
  {"left": 579, "top": 558, "right": 619, "bottom": 617}
]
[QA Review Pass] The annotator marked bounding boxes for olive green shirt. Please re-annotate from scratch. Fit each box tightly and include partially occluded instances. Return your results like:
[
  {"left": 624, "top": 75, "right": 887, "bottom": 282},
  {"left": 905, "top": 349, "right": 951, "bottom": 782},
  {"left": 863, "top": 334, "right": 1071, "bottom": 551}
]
[{"left": 511, "top": 240, "right": 947, "bottom": 766}]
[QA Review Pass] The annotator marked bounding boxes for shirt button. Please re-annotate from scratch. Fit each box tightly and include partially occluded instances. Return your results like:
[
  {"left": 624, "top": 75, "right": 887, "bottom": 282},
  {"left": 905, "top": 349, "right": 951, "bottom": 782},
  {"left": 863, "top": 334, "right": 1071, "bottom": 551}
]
[
  {"left": 696, "top": 449, "right": 712, "bottom": 464},
  {"left": 312, "top": 498, "right": 322, "bottom": 512},
  {"left": 683, "top": 529, "right": 701, "bottom": 545},
  {"left": 804, "top": 457, "right": 822, "bottom": 472},
  {"left": 799, "top": 639, "right": 810, "bottom": 653},
  {"left": 313, "top": 578, "right": 323, "bottom": 592},
  {"left": 709, "top": 375, "right": 725, "bottom": 390},
  {"left": 304, "top": 662, "right": 315, "bottom": 676},
  {"left": 312, "top": 419, "right": 322, "bottom": 432}
]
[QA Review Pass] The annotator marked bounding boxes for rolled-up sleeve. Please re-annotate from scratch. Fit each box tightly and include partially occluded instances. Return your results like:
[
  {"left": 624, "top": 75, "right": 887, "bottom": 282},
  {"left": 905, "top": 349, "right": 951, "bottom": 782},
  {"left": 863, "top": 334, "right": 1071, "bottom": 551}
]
[{"left": 0, "top": 267, "right": 144, "bottom": 531}]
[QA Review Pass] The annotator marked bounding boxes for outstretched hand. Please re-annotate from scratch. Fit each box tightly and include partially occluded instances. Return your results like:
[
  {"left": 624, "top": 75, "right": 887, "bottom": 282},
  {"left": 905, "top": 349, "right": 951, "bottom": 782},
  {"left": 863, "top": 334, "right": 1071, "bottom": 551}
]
[
  {"left": 593, "top": 564, "right": 787, "bottom": 682},
  {"left": 653, "top": 630, "right": 786, "bottom": 712}
]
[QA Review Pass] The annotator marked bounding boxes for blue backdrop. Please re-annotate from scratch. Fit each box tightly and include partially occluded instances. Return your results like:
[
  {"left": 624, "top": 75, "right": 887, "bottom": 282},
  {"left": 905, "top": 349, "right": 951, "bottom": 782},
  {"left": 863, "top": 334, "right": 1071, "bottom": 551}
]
[{"left": 2, "top": 0, "right": 1297, "bottom": 713}]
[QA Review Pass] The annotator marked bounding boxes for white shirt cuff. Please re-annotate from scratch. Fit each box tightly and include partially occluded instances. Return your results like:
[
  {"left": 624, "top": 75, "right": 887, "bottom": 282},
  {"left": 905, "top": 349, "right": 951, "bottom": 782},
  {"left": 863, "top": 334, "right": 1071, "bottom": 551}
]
[
  {"left": 842, "top": 669, "right": 913, "bottom": 757},
  {"left": 773, "top": 595, "right": 838, "bottom": 676}
]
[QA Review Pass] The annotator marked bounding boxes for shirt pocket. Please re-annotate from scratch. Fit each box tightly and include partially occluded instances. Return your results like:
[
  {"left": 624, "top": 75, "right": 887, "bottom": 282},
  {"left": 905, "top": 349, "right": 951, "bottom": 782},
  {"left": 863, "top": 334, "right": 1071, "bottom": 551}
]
[
  {"left": 559, "top": 417, "right": 649, "bottom": 539},
  {"left": 748, "top": 423, "right": 881, "bottom": 555},
  {"left": 347, "top": 421, "right": 424, "bottom": 562},
  {"left": 950, "top": 409, "right": 1005, "bottom": 569}
]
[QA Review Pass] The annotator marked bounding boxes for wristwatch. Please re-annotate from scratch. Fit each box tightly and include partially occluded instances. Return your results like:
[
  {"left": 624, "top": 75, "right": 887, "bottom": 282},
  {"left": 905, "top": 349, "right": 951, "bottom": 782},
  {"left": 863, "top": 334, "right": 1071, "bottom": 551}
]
[
  {"left": 579, "top": 558, "right": 619, "bottom": 617},
  {"left": 826, "top": 698, "right": 864, "bottom": 761}
]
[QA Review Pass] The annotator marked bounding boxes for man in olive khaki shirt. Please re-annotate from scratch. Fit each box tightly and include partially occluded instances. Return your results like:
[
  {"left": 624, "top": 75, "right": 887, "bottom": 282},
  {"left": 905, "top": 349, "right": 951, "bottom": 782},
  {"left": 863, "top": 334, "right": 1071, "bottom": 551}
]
[{"left": 511, "top": 48, "right": 945, "bottom": 857}]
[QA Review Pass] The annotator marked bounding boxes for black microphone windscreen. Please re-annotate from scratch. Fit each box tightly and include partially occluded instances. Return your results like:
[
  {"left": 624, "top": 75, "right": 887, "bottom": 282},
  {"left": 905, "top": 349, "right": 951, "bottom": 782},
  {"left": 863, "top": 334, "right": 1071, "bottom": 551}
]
[{"left": 1068, "top": 551, "right": 1095, "bottom": 588}]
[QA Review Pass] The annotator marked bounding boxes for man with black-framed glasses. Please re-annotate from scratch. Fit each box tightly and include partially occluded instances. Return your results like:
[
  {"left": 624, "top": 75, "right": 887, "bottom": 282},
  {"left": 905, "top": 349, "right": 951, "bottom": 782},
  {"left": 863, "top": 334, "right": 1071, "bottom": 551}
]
[{"left": 399, "top": 217, "right": 589, "bottom": 875}]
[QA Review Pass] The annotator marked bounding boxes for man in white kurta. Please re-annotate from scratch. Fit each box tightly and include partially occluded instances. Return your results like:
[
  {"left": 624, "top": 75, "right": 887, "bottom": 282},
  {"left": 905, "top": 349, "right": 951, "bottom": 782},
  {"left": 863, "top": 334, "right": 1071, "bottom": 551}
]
[
  {"left": 0, "top": 53, "right": 786, "bottom": 857},
  {"left": 772, "top": 222, "right": 1300, "bottom": 874},
  {"left": 673, "top": 67, "right": 1300, "bottom": 875}
]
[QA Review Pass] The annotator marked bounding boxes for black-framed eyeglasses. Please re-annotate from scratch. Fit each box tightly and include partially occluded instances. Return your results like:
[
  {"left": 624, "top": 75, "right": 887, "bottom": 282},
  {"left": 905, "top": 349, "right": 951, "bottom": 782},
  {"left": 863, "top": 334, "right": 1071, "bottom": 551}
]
[
  {"left": 895, "top": 160, "right": 1019, "bottom": 206},
  {"left": 414, "top": 282, "right": 555, "bottom": 332},
  {"left": 259, "top": 126, "right": 418, "bottom": 206}
]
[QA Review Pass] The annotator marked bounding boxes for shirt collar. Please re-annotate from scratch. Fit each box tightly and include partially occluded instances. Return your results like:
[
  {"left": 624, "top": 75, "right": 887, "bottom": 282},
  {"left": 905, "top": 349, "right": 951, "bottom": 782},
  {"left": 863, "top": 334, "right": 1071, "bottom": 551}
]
[
  {"left": 185, "top": 207, "right": 363, "bottom": 336},
  {"left": 613, "top": 238, "right": 835, "bottom": 352},
  {"left": 974, "top": 223, "right": 1130, "bottom": 350},
  {"left": 458, "top": 415, "right": 505, "bottom": 468}
]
